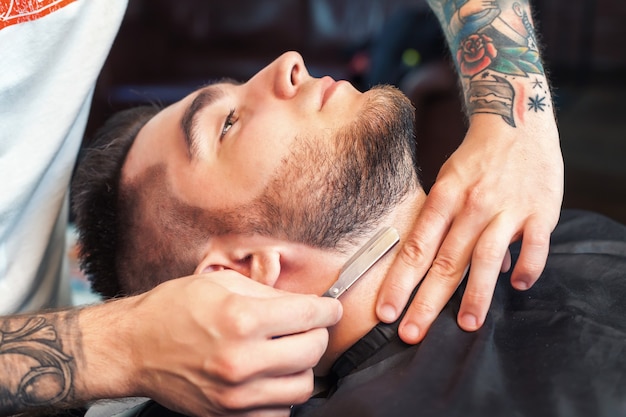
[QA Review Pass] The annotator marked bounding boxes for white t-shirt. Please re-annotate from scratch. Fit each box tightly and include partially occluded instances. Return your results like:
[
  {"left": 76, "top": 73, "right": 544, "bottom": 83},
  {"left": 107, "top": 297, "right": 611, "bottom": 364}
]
[{"left": 0, "top": 0, "right": 128, "bottom": 313}]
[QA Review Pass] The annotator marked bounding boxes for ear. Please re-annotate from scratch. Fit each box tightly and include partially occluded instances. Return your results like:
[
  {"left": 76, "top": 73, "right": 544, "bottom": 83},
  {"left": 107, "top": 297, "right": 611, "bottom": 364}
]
[{"left": 194, "top": 243, "right": 282, "bottom": 288}]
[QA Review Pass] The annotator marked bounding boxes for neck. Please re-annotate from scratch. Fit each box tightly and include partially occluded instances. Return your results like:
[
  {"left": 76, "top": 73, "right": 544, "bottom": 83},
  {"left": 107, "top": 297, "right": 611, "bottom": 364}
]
[{"left": 314, "top": 189, "right": 427, "bottom": 375}]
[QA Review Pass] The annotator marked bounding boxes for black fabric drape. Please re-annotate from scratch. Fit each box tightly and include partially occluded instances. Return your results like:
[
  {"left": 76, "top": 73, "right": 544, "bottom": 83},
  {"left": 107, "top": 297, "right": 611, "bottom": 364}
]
[{"left": 294, "top": 210, "right": 626, "bottom": 417}]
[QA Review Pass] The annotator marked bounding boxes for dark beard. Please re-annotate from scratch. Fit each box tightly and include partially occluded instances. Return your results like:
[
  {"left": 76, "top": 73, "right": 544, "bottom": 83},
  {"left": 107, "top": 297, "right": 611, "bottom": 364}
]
[
  {"left": 227, "top": 85, "right": 420, "bottom": 250},
  {"left": 118, "top": 86, "right": 420, "bottom": 295}
]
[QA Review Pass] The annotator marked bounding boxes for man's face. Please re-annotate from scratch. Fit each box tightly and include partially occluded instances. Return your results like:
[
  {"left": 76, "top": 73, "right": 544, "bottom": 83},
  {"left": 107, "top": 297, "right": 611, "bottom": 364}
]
[
  {"left": 124, "top": 51, "right": 369, "bottom": 211},
  {"left": 119, "top": 52, "right": 417, "bottom": 292}
]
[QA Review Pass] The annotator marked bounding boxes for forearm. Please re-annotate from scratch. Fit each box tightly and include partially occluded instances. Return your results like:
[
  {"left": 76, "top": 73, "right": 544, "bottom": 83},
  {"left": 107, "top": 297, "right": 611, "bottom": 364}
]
[
  {"left": 0, "top": 300, "right": 137, "bottom": 416},
  {"left": 379, "top": 1, "right": 564, "bottom": 344},
  {"left": 426, "top": 0, "right": 556, "bottom": 133}
]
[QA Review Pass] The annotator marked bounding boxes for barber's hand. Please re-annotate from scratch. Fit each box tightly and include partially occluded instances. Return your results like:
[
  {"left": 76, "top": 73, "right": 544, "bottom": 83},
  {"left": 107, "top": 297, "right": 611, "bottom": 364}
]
[
  {"left": 376, "top": 113, "right": 563, "bottom": 343},
  {"left": 105, "top": 271, "right": 341, "bottom": 417}
]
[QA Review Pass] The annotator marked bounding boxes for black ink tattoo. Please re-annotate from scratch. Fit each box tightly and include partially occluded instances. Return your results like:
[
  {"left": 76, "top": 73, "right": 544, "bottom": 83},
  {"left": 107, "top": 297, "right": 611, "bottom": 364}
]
[
  {"left": 532, "top": 77, "right": 544, "bottom": 89},
  {"left": 527, "top": 94, "right": 547, "bottom": 112},
  {"left": 0, "top": 315, "right": 75, "bottom": 415}
]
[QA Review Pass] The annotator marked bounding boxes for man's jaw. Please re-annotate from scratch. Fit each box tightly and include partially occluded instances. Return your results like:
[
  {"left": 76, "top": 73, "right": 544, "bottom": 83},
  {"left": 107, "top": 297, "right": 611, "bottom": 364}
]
[{"left": 313, "top": 189, "right": 427, "bottom": 376}]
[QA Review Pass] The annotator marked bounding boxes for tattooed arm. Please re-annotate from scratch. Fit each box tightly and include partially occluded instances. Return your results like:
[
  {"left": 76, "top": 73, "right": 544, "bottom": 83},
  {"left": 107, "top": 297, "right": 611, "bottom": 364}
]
[
  {"left": 0, "top": 311, "right": 81, "bottom": 415},
  {"left": 0, "top": 302, "right": 141, "bottom": 416},
  {"left": 377, "top": 0, "right": 563, "bottom": 343},
  {"left": 1, "top": 272, "right": 341, "bottom": 417}
]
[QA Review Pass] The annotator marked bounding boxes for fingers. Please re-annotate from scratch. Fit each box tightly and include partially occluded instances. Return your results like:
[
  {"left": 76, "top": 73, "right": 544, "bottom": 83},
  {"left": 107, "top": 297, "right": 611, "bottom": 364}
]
[
  {"left": 396, "top": 212, "right": 553, "bottom": 342},
  {"left": 375, "top": 186, "right": 453, "bottom": 323},
  {"left": 201, "top": 329, "right": 329, "bottom": 413},
  {"left": 397, "top": 195, "right": 485, "bottom": 343},
  {"left": 138, "top": 273, "right": 340, "bottom": 415},
  {"left": 457, "top": 216, "right": 515, "bottom": 331},
  {"left": 201, "top": 269, "right": 290, "bottom": 298},
  {"left": 225, "top": 327, "right": 330, "bottom": 380},
  {"left": 200, "top": 270, "right": 342, "bottom": 336},
  {"left": 510, "top": 215, "right": 552, "bottom": 290},
  {"left": 198, "top": 327, "right": 329, "bottom": 415},
  {"left": 208, "top": 370, "right": 314, "bottom": 414},
  {"left": 251, "top": 294, "right": 342, "bottom": 338},
  {"left": 201, "top": 293, "right": 337, "bottom": 378}
]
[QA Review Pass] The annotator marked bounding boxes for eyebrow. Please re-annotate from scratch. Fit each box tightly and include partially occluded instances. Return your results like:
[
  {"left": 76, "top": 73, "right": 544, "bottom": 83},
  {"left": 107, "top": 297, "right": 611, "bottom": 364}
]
[
  {"left": 180, "top": 78, "right": 241, "bottom": 159},
  {"left": 180, "top": 86, "right": 224, "bottom": 160}
]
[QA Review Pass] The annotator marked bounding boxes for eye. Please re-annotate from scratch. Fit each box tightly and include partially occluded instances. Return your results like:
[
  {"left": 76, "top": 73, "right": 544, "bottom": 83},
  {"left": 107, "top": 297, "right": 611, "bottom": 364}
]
[{"left": 221, "top": 108, "right": 237, "bottom": 138}]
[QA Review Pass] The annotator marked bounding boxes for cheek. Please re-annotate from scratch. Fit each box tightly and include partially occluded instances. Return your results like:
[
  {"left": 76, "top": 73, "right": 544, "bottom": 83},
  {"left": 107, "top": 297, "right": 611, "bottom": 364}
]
[
  {"left": 274, "top": 277, "right": 329, "bottom": 296},
  {"left": 223, "top": 124, "right": 294, "bottom": 192},
  {"left": 224, "top": 149, "right": 279, "bottom": 187},
  {"left": 273, "top": 263, "right": 337, "bottom": 296}
]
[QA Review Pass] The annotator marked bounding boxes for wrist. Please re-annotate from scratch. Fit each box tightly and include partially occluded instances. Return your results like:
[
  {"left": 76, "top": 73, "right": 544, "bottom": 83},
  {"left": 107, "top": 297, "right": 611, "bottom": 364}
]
[
  {"left": 75, "top": 296, "right": 142, "bottom": 401},
  {"left": 467, "top": 102, "right": 559, "bottom": 142},
  {"left": 463, "top": 72, "right": 558, "bottom": 134}
]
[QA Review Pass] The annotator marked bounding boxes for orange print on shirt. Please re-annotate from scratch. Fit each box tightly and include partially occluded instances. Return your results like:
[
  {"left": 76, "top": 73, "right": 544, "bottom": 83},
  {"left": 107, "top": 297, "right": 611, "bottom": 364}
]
[{"left": 0, "top": 0, "right": 78, "bottom": 30}]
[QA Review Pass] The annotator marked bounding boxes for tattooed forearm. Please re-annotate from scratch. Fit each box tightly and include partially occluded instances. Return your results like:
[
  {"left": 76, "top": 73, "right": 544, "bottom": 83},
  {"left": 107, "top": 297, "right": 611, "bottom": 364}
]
[
  {"left": 0, "top": 311, "right": 81, "bottom": 415},
  {"left": 427, "top": 0, "right": 552, "bottom": 126}
]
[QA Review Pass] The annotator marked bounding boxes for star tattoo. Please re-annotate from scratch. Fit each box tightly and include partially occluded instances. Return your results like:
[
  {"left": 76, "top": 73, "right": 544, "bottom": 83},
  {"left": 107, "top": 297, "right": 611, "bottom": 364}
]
[
  {"left": 528, "top": 94, "right": 546, "bottom": 112},
  {"left": 531, "top": 78, "right": 543, "bottom": 89}
]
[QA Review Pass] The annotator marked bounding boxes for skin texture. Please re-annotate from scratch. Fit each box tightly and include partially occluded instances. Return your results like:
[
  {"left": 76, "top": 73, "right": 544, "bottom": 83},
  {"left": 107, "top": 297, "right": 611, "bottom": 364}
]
[{"left": 376, "top": 0, "right": 563, "bottom": 342}]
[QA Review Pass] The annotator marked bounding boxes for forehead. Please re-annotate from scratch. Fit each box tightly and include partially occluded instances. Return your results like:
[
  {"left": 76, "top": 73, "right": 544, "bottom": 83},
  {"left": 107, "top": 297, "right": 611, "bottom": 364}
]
[
  {"left": 121, "top": 83, "right": 222, "bottom": 183},
  {"left": 124, "top": 77, "right": 243, "bottom": 166}
]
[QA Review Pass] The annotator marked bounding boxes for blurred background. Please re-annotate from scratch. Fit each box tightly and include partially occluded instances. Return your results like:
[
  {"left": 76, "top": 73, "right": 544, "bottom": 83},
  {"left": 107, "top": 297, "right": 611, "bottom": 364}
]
[{"left": 84, "top": 0, "right": 626, "bottom": 225}]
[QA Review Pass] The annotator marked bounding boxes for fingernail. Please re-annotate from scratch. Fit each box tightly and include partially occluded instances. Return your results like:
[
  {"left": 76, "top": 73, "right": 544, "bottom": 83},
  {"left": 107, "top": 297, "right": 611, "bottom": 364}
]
[
  {"left": 461, "top": 313, "right": 478, "bottom": 330},
  {"left": 402, "top": 323, "right": 420, "bottom": 342},
  {"left": 378, "top": 304, "right": 397, "bottom": 322},
  {"left": 514, "top": 279, "right": 529, "bottom": 290}
]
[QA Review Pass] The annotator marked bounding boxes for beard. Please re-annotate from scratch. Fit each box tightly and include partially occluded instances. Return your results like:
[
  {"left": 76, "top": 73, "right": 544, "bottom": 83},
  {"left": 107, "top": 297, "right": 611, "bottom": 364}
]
[
  {"left": 116, "top": 85, "right": 420, "bottom": 295},
  {"left": 210, "top": 85, "right": 420, "bottom": 250}
]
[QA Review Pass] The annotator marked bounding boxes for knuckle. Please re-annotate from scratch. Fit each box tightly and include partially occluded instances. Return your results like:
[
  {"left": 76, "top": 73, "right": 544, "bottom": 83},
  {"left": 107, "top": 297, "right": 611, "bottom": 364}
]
[
  {"left": 462, "top": 287, "right": 492, "bottom": 308},
  {"left": 398, "top": 236, "right": 429, "bottom": 267},
  {"left": 429, "top": 256, "right": 463, "bottom": 285},
  {"left": 226, "top": 302, "right": 259, "bottom": 338},
  {"left": 410, "top": 297, "right": 439, "bottom": 318},
  {"left": 385, "top": 280, "right": 414, "bottom": 299},
  {"left": 473, "top": 241, "right": 504, "bottom": 264},
  {"left": 212, "top": 386, "right": 250, "bottom": 413},
  {"left": 294, "top": 295, "right": 320, "bottom": 327},
  {"left": 429, "top": 181, "right": 456, "bottom": 203},
  {"left": 525, "top": 229, "right": 551, "bottom": 249},
  {"left": 464, "top": 185, "right": 488, "bottom": 214},
  {"left": 208, "top": 348, "right": 251, "bottom": 385},
  {"left": 517, "top": 260, "right": 545, "bottom": 279}
]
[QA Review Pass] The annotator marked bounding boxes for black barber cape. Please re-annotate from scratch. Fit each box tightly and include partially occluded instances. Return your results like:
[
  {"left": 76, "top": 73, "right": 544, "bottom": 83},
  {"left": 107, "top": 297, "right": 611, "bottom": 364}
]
[
  {"left": 112, "top": 210, "right": 626, "bottom": 417},
  {"left": 293, "top": 210, "right": 626, "bottom": 417}
]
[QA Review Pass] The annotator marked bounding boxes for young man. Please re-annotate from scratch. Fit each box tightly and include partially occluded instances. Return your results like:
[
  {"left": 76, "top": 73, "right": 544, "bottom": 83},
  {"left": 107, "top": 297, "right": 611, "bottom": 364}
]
[
  {"left": 2, "top": 1, "right": 562, "bottom": 415},
  {"left": 72, "top": 52, "right": 625, "bottom": 417}
]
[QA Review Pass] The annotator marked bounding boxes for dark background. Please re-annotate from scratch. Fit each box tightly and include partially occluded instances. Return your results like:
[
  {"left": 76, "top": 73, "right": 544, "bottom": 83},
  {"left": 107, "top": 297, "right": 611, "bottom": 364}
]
[{"left": 85, "top": 0, "right": 626, "bottom": 224}]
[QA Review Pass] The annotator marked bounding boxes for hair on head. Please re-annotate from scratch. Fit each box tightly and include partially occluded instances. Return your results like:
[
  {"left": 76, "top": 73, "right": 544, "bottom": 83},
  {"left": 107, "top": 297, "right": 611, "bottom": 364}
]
[{"left": 71, "top": 105, "right": 160, "bottom": 298}]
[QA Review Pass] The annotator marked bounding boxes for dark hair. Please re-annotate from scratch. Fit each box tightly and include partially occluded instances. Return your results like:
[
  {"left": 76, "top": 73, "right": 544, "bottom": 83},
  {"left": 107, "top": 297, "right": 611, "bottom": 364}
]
[{"left": 71, "top": 106, "right": 160, "bottom": 298}]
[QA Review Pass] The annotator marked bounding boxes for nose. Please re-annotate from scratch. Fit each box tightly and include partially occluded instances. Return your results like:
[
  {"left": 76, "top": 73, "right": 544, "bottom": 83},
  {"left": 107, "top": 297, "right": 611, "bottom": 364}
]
[{"left": 251, "top": 51, "right": 309, "bottom": 99}]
